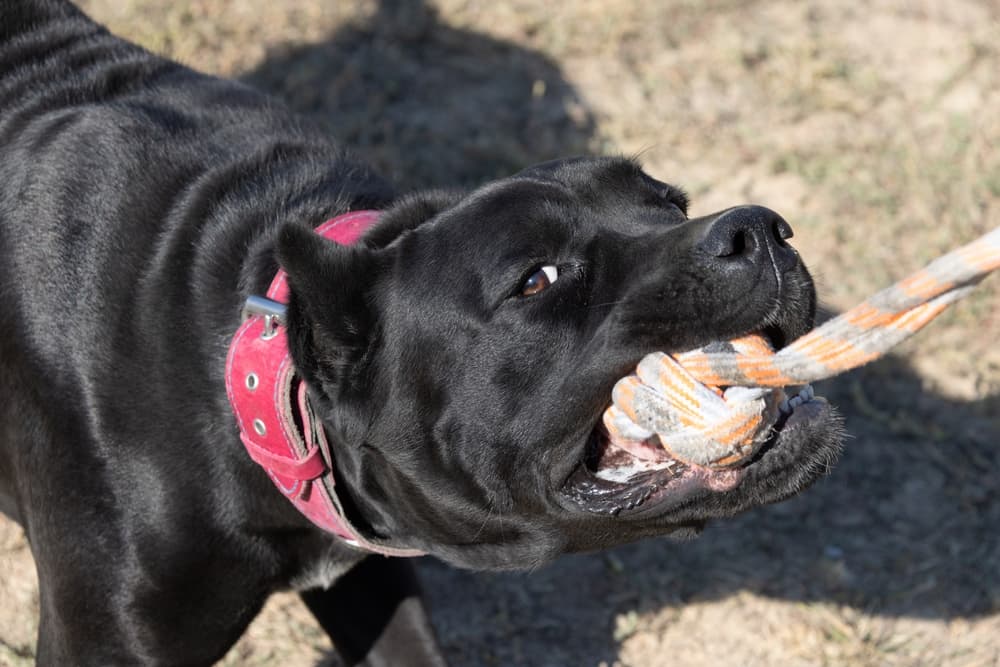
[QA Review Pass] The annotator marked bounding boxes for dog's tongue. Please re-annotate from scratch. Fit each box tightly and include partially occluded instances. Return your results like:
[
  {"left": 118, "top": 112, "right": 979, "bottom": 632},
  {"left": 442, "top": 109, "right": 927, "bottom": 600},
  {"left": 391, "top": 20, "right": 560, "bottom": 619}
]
[{"left": 609, "top": 432, "right": 675, "bottom": 462}]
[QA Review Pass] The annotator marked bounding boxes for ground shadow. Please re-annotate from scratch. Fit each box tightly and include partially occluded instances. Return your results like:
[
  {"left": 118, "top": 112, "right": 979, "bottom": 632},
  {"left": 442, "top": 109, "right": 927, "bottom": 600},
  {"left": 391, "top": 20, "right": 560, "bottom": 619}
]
[
  {"left": 241, "top": 3, "right": 998, "bottom": 664},
  {"left": 243, "top": 0, "right": 596, "bottom": 192}
]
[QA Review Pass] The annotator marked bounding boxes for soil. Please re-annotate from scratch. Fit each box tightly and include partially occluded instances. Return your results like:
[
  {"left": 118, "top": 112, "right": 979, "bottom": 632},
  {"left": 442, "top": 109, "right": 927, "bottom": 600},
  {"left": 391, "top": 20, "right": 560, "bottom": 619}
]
[{"left": 2, "top": 1, "right": 999, "bottom": 665}]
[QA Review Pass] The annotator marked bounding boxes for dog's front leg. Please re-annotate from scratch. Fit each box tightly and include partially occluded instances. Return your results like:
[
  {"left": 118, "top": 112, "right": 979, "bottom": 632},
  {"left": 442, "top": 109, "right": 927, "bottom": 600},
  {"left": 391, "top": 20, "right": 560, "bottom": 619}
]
[{"left": 300, "top": 556, "right": 447, "bottom": 667}]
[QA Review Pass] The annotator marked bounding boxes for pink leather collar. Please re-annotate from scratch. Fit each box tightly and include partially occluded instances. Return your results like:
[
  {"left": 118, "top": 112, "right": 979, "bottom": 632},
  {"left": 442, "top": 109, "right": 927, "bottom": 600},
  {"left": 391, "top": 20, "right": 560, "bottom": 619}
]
[{"left": 225, "top": 211, "right": 423, "bottom": 557}]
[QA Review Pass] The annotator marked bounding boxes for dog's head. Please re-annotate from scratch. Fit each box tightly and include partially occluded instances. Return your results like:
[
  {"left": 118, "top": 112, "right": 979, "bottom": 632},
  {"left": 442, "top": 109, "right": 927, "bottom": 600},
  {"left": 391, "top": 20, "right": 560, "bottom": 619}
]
[{"left": 277, "top": 157, "right": 842, "bottom": 569}]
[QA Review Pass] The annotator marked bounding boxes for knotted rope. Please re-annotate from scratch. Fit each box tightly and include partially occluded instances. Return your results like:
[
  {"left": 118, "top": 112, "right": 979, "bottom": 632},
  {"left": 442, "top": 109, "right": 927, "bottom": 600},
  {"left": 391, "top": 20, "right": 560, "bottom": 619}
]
[{"left": 605, "top": 226, "right": 1000, "bottom": 468}]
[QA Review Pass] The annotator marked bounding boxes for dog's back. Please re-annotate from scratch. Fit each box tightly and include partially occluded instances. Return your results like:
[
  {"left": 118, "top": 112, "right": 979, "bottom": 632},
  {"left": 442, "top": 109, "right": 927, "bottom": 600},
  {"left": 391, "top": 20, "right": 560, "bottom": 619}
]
[
  {"left": 0, "top": 3, "right": 399, "bottom": 662},
  {"left": 0, "top": 0, "right": 244, "bottom": 526},
  {"left": 0, "top": 0, "right": 390, "bottom": 509}
]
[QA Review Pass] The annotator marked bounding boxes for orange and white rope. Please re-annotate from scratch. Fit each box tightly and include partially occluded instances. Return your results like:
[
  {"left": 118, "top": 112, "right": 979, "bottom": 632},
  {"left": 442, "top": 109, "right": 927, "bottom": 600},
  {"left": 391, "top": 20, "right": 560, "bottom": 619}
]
[{"left": 605, "top": 226, "right": 1000, "bottom": 467}]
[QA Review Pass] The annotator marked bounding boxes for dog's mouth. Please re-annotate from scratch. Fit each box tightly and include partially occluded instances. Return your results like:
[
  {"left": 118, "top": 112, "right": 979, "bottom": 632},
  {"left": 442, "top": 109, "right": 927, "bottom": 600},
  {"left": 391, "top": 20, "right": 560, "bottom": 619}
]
[{"left": 560, "top": 328, "right": 831, "bottom": 516}]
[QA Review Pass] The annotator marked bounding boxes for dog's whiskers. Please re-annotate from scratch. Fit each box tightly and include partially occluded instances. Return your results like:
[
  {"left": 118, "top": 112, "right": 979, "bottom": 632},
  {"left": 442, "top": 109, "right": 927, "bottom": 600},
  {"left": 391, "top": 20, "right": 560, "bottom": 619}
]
[
  {"left": 472, "top": 497, "right": 497, "bottom": 542},
  {"left": 471, "top": 494, "right": 508, "bottom": 545},
  {"left": 584, "top": 298, "right": 627, "bottom": 310}
]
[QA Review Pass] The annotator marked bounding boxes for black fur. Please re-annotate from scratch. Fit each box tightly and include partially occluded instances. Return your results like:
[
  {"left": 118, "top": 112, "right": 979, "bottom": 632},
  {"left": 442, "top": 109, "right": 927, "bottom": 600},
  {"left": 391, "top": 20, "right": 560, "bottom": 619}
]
[{"left": 0, "top": 2, "right": 842, "bottom": 664}]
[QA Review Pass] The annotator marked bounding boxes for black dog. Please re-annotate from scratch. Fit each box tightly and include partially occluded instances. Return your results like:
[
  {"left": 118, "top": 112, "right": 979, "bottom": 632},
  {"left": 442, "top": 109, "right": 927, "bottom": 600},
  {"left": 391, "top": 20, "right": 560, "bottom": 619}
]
[{"left": 0, "top": 1, "right": 842, "bottom": 664}]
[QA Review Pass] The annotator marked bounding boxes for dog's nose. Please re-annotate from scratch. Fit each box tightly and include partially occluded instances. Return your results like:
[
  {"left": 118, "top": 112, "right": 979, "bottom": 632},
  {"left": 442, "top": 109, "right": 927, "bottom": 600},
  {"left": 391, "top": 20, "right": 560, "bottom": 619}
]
[{"left": 699, "top": 205, "right": 797, "bottom": 271}]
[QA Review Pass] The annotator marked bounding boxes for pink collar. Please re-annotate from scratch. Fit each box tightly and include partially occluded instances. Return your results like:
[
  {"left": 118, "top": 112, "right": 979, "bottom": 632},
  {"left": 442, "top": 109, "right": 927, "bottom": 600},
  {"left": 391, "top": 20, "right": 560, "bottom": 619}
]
[{"left": 225, "top": 211, "right": 423, "bottom": 557}]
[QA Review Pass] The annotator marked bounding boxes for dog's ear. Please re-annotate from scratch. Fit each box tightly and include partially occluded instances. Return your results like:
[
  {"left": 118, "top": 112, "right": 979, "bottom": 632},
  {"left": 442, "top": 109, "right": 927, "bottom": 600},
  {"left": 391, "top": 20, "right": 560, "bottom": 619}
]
[
  {"left": 363, "top": 189, "right": 463, "bottom": 249},
  {"left": 276, "top": 224, "right": 382, "bottom": 399}
]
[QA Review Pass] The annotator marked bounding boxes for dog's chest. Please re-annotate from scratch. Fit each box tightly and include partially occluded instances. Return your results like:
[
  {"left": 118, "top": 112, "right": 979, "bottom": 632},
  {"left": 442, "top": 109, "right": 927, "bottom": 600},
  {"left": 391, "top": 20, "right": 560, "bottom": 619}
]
[{"left": 288, "top": 544, "right": 365, "bottom": 591}]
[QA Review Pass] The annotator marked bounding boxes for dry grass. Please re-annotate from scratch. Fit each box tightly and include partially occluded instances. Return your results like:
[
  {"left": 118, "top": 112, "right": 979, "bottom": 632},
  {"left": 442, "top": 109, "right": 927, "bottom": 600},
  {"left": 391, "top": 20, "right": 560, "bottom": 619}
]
[{"left": 2, "top": 0, "right": 999, "bottom": 665}]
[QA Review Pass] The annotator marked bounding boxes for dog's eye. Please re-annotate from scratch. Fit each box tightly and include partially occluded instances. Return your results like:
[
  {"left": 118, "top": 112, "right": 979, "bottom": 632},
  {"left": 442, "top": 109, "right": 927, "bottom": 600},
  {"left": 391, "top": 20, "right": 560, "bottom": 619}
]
[{"left": 521, "top": 265, "right": 559, "bottom": 296}]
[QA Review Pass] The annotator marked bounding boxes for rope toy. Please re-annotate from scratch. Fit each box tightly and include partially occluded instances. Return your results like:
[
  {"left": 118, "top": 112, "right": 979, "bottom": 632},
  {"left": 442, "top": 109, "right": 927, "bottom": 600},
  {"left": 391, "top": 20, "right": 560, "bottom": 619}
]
[{"left": 605, "top": 226, "right": 1000, "bottom": 468}]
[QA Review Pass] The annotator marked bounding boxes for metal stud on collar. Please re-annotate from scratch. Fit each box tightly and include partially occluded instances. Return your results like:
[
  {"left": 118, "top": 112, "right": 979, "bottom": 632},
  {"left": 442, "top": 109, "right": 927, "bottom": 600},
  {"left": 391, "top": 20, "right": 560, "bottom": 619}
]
[{"left": 242, "top": 295, "right": 287, "bottom": 340}]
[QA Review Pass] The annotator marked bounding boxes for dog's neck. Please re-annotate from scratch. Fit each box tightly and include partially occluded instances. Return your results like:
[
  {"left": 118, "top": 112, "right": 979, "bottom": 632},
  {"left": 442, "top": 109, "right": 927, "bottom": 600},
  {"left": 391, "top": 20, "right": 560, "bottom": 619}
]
[{"left": 226, "top": 211, "right": 424, "bottom": 557}]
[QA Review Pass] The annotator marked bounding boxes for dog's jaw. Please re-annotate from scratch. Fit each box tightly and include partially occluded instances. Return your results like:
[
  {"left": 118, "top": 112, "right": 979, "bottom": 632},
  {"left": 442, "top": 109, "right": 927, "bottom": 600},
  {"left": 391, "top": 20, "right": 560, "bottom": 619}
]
[{"left": 559, "top": 395, "right": 841, "bottom": 519}]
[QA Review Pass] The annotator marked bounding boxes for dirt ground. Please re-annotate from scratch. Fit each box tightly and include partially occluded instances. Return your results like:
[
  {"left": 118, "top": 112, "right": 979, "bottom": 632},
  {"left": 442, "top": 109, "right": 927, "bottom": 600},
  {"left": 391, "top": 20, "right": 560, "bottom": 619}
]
[{"left": 2, "top": 0, "right": 999, "bottom": 665}]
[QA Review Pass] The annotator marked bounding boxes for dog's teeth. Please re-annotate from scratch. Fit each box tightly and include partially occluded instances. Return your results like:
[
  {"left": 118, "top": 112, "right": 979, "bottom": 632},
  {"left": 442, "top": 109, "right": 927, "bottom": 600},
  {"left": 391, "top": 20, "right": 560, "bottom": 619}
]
[
  {"left": 779, "top": 398, "right": 791, "bottom": 414},
  {"left": 789, "top": 396, "right": 803, "bottom": 409},
  {"left": 798, "top": 386, "right": 813, "bottom": 402}
]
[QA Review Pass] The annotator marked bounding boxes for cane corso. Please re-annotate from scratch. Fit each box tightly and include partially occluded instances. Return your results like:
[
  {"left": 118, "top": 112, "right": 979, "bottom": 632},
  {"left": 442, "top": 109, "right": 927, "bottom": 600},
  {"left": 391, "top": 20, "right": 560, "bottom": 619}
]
[{"left": 0, "top": 1, "right": 842, "bottom": 664}]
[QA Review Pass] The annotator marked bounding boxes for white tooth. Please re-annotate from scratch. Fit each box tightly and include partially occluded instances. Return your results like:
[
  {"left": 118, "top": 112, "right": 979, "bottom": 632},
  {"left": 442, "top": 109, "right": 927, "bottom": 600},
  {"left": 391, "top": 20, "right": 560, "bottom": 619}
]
[
  {"left": 798, "top": 387, "right": 812, "bottom": 402},
  {"left": 779, "top": 399, "right": 791, "bottom": 414},
  {"left": 789, "top": 396, "right": 803, "bottom": 408},
  {"left": 804, "top": 385, "right": 815, "bottom": 399}
]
